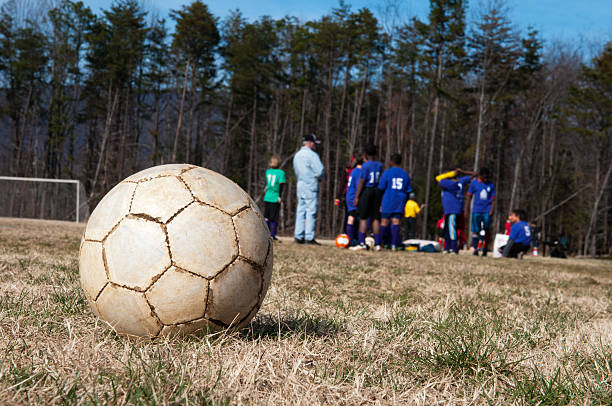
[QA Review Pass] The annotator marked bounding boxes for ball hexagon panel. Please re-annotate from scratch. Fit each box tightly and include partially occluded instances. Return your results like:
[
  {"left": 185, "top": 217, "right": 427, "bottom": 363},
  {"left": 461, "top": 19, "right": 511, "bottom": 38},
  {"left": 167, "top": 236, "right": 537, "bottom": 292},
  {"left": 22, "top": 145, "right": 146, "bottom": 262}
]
[
  {"left": 130, "top": 176, "right": 193, "bottom": 223},
  {"left": 233, "top": 208, "right": 270, "bottom": 265},
  {"left": 158, "top": 318, "right": 218, "bottom": 337},
  {"left": 79, "top": 240, "right": 108, "bottom": 301},
  {"left": 96, "top": 284, "right": 162, "bottom": 337},
  {"left": 84, "top": 182, "right": 136, "bottom": 241},
  {"left": 146, "top": 267, "right": 208, "bottom": 325},
  {"left": 181, "top": 168, "right": 250, "bottom": 215},
  {"left": 123, "top": 164, "right": 192, "bottom": 183},
  {"left": 104, "top": 217, "right": 171, "bottom": 291},
  {"left": 207, "top": 259, "right": 261, "bottom": 326},
  {"left": 166, "top": 203, "right": 237, "bottom": 279}
]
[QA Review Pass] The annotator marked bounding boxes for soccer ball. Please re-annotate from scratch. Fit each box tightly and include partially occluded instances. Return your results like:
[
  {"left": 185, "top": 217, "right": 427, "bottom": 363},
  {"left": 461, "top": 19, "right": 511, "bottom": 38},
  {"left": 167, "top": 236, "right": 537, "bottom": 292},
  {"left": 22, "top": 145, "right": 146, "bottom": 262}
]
[
  {"left": 365, "top": 235, "right": 375, "bottom": 249},
  {"left": 335, "top": 233, "right": 350, "bottom": 248},
  {"left": 79, "top": 164, "right": 272, "bottom": 338}
]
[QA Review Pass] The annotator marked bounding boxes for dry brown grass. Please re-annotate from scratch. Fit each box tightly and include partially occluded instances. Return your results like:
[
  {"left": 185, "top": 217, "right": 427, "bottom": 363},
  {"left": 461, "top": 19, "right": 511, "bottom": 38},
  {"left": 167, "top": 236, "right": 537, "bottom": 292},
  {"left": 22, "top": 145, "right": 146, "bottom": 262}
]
[{"left": 0, "top": 217, "right": 611, "bottom": 405}]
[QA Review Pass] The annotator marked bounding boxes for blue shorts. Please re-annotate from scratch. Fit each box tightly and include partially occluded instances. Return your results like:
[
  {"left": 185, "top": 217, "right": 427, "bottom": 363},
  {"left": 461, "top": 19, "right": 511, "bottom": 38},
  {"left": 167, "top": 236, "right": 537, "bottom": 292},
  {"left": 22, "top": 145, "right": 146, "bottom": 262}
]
[
  {"left": 381, "top": 212, "right": 402, "bottom": 219},
  {"left": 471, "top": 212, "right": 490, "bottom": 233}
]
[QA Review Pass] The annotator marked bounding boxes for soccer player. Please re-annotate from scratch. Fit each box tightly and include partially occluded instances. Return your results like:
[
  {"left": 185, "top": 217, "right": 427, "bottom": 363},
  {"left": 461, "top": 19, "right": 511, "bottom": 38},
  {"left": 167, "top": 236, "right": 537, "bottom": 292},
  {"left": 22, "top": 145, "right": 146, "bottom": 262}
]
[
  {"left": 501, "top": 209, "right": 532, "bottom": 258},
  {"left": 378, "top": 153, "right": 412, "bottom": 250},
  {"left": 404, "top": 192, "right": 425, "bottom": 241},
  {"left": 465, "top": 167, "right": 496, "bottom": 256},
  {"left": 350, "top": 144, "right": 383, "bottom": 251},
  {"left": 345, "top": 158, "right": 363, "bottom": 244},
  {"left": 438, "top": 168, "right": 476, "bottom": 254},
  {"left": 264, "top": 155, "right": 286, "bottom": 241}
]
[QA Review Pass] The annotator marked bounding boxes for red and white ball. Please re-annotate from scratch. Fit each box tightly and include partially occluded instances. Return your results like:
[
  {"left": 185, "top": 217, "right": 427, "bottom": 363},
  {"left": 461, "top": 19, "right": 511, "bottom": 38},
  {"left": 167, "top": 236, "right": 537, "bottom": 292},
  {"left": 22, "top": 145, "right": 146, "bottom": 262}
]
[{"left": 335, "top": 233, "right": 350, "bottom": 248}]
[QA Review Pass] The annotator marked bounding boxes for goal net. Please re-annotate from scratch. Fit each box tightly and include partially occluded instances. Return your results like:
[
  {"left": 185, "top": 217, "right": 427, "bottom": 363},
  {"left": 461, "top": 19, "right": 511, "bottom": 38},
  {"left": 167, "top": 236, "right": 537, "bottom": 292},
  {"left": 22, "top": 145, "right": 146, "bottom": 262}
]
[{"left": 0, "top": 176, "right": 89, "bottom": 223}]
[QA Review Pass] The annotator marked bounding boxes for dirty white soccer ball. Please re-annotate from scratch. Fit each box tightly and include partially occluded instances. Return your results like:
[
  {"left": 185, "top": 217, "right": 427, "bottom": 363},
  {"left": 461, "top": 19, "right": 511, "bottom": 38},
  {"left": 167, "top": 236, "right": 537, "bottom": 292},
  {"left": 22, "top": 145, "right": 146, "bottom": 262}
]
[
  {"left": 365, "top": 235, "right": 375, "bottom": 249},
  {"left": 78, "top": 164, "right": 272, "bottom": 338}
]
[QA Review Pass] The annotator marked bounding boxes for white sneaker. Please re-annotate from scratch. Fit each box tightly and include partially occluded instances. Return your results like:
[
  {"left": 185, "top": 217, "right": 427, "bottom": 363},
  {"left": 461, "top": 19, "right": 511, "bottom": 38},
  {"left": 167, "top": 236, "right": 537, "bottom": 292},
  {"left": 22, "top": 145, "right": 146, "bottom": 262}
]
[
  {"left": 374, "top": 245, "right": 383, "bottom": 252},
  {"left": 350, "top": 243, "right": 368, "bottom": 251}
]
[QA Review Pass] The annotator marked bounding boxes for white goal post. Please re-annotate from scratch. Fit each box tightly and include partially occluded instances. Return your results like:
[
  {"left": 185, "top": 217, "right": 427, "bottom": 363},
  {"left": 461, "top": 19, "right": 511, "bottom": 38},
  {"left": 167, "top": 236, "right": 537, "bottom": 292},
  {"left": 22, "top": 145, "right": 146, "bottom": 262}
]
[{"left": 0, "top": 176, "right": 83, "bottom": 223}]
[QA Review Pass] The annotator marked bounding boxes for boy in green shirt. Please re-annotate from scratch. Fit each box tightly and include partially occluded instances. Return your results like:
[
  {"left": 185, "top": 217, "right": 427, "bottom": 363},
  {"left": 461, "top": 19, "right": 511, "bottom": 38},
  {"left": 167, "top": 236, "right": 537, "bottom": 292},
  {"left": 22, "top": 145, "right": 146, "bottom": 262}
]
[{"left": 264, "top": 156, "right": 286, "bottom": 241}]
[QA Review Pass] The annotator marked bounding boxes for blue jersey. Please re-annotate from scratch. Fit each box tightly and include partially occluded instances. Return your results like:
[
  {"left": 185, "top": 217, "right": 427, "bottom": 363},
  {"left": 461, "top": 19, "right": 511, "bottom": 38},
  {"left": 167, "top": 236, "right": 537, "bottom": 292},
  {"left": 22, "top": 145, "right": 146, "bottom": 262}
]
[
  {"left": 468, "top": 179, "right": 496, "bottom": 213},
  {"left": 440, "top": 176, "right": 472, "bottom": 214},
  {"left": 360, "top": 161, "right": 383, "bottom": 188},
  {"left": 345, "top": 167, "right": 362, "bottom": 212},
  {"left": 510, "top": 221, "right": 532, "bottom": 245},
  {"left": 378, "top": 167, "right": 412, "bottom": 214}
]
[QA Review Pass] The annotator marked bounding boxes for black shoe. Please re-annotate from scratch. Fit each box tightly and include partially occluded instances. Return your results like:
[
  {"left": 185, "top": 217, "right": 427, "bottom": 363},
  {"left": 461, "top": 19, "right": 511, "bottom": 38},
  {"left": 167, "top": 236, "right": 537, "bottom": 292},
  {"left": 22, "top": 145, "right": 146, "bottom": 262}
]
[
  {"left": 473, "top": 249, "right": 479, "bottom": 256},
  {"left": 294, "top": 238, "right": 305, "bottom": 244},
  {"left": 305, "top": 239, "right": 321, "bottom": 245},
  {"left": 272, "top": 236, "right": 281, "bottom": 243}
]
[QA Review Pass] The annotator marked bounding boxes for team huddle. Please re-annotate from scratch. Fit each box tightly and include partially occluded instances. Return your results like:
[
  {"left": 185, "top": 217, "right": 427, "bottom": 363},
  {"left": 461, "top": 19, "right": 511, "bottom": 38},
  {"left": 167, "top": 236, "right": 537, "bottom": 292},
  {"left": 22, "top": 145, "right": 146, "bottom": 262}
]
[
  {"left": 263, "top": 134, "right": 532, "bottom": 258},
  {"left": 346, "top": 145, "right": 410, "bottom": 251}
]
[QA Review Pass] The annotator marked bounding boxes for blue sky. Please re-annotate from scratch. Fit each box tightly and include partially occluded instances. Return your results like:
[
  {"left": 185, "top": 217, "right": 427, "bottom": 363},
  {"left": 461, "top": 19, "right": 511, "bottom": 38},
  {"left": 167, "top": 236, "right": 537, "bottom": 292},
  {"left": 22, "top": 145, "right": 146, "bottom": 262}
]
[{"left": 85, "top": 0, "right": 611, "bottom": 43}]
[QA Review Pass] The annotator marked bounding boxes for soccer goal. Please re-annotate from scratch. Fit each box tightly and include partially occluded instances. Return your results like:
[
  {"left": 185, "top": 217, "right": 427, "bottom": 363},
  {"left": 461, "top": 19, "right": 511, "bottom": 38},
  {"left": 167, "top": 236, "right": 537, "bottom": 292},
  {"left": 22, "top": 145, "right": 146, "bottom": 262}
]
[{"left": 0, "top": 176, "right": 89, "bottom": 223}]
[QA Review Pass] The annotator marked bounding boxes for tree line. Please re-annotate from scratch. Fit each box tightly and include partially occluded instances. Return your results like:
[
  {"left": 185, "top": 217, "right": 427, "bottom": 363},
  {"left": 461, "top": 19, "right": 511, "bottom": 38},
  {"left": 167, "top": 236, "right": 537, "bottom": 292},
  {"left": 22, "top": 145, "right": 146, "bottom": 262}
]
[{"left": 0, "top": 0, "right": 610, "bottom": 256}]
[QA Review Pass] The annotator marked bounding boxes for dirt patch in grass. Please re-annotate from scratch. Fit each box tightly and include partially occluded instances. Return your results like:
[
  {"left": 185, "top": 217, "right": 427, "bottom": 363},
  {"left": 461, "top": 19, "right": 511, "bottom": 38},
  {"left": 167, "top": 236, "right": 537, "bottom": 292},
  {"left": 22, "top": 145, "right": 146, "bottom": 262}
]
[{"left": 0, "top": 218, "right": 611, "bottom": 404}]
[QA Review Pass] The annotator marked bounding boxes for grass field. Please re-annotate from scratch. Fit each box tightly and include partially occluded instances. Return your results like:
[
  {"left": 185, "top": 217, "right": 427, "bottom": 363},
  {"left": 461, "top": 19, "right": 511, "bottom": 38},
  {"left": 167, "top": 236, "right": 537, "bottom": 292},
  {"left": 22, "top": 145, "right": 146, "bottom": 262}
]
[{"left": 0, "top": 217, "right": 611, "bottom": 405}]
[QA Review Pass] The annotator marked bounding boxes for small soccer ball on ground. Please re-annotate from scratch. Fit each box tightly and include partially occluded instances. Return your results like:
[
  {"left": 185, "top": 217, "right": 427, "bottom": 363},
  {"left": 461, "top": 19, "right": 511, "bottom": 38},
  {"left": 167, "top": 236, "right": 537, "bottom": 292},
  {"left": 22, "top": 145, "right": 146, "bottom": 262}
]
[
  {"left": 335, "top": 233, "right": 350, "bottom": 248},
  {"left": 365, "top": 236, "right": 375, "bottom": 249},
  {"left": 79, "top": 164, "right": 273, "bottom": 338}
]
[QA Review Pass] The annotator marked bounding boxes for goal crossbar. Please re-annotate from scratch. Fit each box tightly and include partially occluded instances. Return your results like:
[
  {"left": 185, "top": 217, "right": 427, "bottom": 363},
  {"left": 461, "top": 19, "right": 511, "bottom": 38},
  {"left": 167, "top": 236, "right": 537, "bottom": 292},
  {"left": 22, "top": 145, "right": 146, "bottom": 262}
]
[{"left": 0, "top": 176, "right": 82, "bottom": 223}]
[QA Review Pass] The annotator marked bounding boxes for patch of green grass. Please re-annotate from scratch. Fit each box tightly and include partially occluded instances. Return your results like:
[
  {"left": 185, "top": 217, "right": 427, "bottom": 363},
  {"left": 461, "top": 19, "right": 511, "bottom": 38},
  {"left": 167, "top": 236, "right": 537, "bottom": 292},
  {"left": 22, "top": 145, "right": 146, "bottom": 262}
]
[
  {"left": 511, "top": 367, "right": 575, "bottom": 405},
  {"left": 0, "top": 290, "right": 31, "bottom": 318},
  {"left": 98, "top": 346, "right": 227, "bottom": 405},
  {"left": 50, "top": 286, "right": 87, "bottom": 315},
  {"left": 374, "top": 306, "right": 416, "bottom": 334},
  {"left": 413, "top": 303, "right": 523, "bottom": 378}
]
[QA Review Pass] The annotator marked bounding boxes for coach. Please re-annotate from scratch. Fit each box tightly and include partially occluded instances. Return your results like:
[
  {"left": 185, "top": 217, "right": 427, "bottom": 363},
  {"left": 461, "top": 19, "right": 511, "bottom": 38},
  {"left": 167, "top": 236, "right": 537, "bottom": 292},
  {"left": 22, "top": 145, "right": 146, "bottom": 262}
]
[{"left": 293, "top": 133, "right": 324, "bottom": 245}]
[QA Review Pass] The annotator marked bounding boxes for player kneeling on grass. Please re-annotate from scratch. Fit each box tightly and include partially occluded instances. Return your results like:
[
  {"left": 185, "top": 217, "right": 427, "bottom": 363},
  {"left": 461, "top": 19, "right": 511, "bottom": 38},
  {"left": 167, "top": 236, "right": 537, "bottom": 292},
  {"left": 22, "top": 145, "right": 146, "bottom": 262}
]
[
  {"left": 264, "top": 155, "right": 286, "bottom": 241},
  {"left": 378, "top": 154, "right": 412, "bottom": 251},
  {"left": 351, "top": 144, "right": 383, "bottom": 251},
  {"left": 500, "top": 209, "right": 532, "bottom": 258}
]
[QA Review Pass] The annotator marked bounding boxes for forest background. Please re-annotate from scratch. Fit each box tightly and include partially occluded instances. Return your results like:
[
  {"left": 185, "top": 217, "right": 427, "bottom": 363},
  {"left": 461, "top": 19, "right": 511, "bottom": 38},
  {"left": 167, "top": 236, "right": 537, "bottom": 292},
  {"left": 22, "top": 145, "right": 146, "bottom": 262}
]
[{"left": 0, "top": 0, "right": 610, "bottom": 256}]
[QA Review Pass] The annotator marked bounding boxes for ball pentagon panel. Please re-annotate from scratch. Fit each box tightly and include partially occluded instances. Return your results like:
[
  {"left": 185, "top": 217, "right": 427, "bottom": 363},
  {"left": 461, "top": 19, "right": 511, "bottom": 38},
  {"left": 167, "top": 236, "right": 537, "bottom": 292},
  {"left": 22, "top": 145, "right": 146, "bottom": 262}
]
[
  {"left": 166, "top": 203, "right": 237, "bottom": 279},
  {"left": 233, "top": 208, "right": 270, "bottom": 265},
  {"left": 181, "top": 167, "right": 251, "bottom": 215},
  {"left": 207, "top": 259, "right": 261, "bottom": 327},
  {"left": 130, "top": 176, "right": 193, "bottom": 223},
  {"left": 79, "top": 164, "right": 273, "bottom": 337},
  {"left": 96, "top": 284, "right": 162, "bottom": 337},
  {"left": 146, "top": 267, "right": 208, "bottom": 325},
  {"left": 104, "top": 217, "right": 171, "bottom": 291}
]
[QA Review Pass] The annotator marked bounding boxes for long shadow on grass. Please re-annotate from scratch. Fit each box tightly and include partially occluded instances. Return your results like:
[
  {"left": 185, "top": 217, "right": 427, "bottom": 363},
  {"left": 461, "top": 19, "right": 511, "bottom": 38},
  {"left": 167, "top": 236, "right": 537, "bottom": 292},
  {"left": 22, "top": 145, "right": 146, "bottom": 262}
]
[{"left": 242, "top": 312, "right": 342, "bottom": 340}]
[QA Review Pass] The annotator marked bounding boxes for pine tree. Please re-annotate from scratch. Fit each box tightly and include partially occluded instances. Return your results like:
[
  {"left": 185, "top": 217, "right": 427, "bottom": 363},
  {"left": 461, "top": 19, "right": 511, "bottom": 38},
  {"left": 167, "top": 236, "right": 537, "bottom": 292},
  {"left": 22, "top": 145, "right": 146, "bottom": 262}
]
[
  {"left": 418, "top": 0, "right": 467, "bottom": 238},
  {"left": 170, "top": 0, "right": 220, "bottom": 164}
]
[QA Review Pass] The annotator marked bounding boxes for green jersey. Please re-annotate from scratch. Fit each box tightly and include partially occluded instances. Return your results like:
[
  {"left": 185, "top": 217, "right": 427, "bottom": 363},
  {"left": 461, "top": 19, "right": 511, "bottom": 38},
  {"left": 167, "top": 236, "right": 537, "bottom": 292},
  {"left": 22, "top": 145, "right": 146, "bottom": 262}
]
[{"left": 264, "top": 168, "right": 286, "bottom": 203}]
